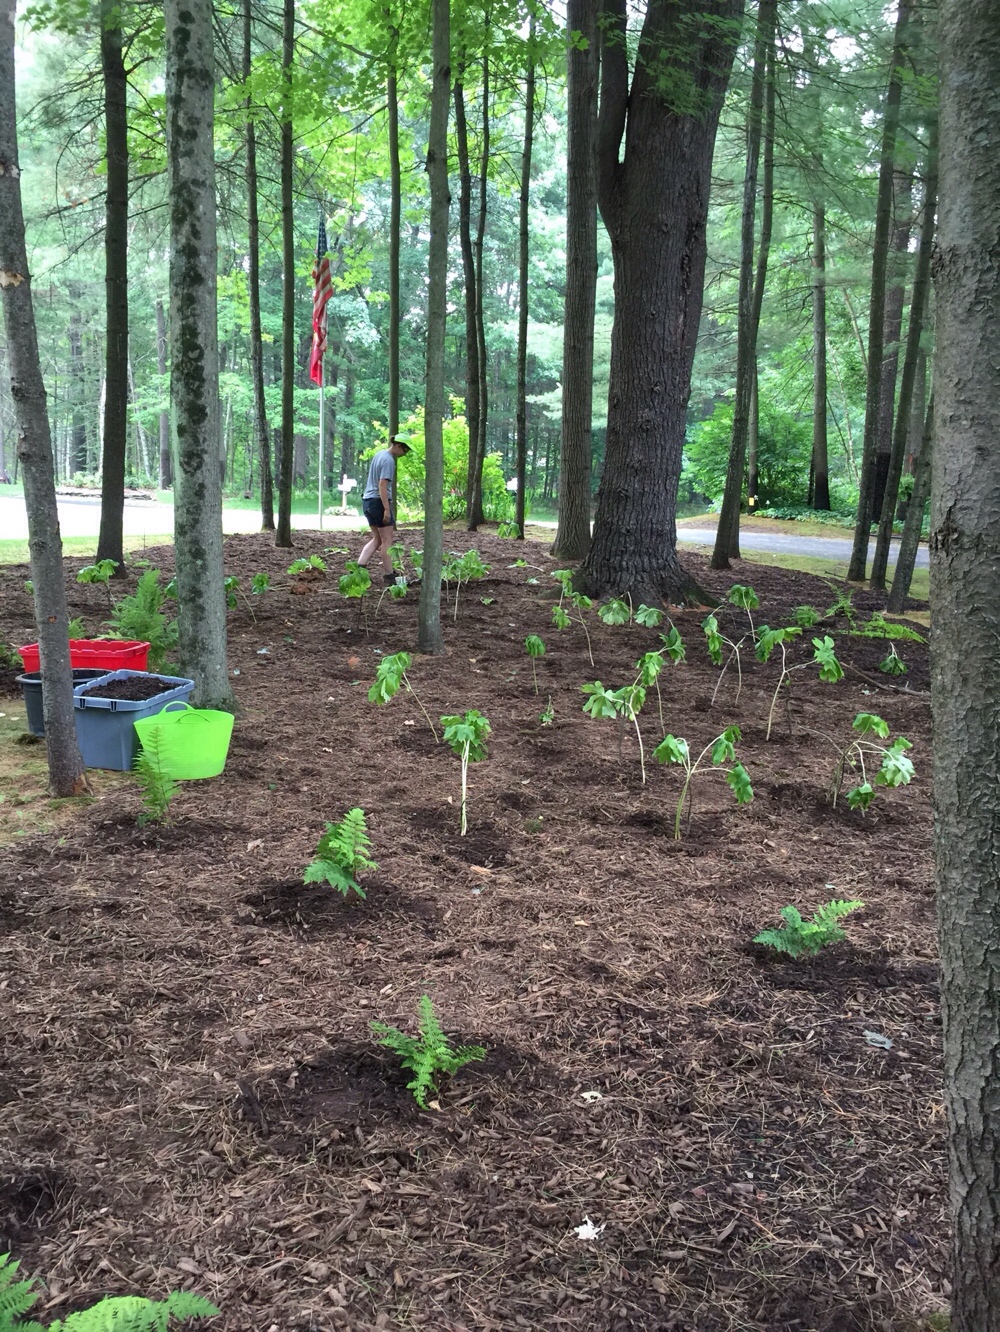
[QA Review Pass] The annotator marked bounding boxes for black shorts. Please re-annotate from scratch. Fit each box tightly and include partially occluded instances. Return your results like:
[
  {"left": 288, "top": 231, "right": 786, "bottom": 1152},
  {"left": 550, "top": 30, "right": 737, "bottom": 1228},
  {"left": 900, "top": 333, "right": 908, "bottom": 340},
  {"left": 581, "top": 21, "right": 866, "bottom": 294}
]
[{"left": 363, "top": 497, "right": 394, "bottom": 528}]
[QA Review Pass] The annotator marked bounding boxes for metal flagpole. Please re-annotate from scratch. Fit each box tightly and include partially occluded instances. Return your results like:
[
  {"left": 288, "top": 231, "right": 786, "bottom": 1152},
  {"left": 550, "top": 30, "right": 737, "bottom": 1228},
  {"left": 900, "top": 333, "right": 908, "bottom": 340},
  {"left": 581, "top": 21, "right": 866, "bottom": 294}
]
[{"left": 318, "top": 366, "right": 324, "bottom": 530}]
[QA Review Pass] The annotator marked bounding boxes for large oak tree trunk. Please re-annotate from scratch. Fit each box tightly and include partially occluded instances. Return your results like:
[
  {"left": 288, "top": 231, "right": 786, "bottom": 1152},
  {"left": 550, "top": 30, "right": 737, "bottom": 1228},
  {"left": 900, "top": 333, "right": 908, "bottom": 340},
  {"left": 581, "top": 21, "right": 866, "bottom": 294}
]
[
  {"left": 552, "top": 0, "right": 597, "bottom": 562},
  {"left": 244, "top": 0, "right": 274, "bottom": 530},
  {"left": 0, "top": 0, "right": 87, "bottom": 796},
  {"left": 276, "top": 0, "right": 295, "bottom": 548},
  {"left": 932, "top": 4, "right": 1000, "bottom": 1326},
  {"left": 578, "top": 0, "right": 743, "bottom": 605},
  {"left": 165, "top": 0, "right": 232, "bottom": 710}
]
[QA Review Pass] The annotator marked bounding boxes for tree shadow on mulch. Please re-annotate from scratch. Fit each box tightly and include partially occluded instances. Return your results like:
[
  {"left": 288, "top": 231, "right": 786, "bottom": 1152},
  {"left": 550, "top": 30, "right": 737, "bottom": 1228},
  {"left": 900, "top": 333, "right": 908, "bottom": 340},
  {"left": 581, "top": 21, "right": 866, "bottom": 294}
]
[{"left": 0, "top": 1167, "right": 67, "bottom": 1252}]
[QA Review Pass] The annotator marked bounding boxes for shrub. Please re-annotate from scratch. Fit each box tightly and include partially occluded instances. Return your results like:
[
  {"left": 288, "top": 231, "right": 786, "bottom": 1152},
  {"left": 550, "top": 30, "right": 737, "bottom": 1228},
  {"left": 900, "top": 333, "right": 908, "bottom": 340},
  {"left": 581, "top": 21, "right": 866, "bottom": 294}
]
[{"left": 683, "top": 401, "right": 812, "bottom": 507}]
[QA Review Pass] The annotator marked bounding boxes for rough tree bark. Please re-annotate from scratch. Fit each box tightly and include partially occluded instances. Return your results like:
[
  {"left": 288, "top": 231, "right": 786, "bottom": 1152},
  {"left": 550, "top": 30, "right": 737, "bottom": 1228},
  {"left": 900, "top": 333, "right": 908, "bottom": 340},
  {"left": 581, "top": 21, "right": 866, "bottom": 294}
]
[
  {"left": 454, "top": 73, "right": 481, "bottom": 513},
  {"left": 514, "top": 17, "right": 535, "bottom": 540},
  {"left": 155, "top": 298, "right": 171, "bottom": 488},
  {"left": 847, "top": 0, "right": 913, "bottom": 580},
  {"left": 712, "top": 0, "right": 777, "bottom": 568},
  {"left": 467, "top": 46, "right": 490, "bottom": 530},
  {"left": 387, "top": 21, "right": 401, "bottom": 441},
  {"left": 871, "top": 165, "right": 914, "bottom": 522},
  {"left": 96, "top": 0, "right": 128, "bottom": 570},
  {"left": 931, "top": 7, "right": 1000, "bottom": 1327},
  {"left": 578, "top": 0, "right": 744, "bottom": 604},
  {"left": 69, "top": 297, "right": 87, "bottom": 474},
  {"left": 746, "top": 34, "right": 776, "bottom": 513},
  {"left": 811, "top": 203, "right": 830, "bottom": 509},
  {"left": 165, "top": 0, "right": 232, "bottom": 710},
  {"left": 418, "top": 0, "right": 450, "bottom": 654},
  {"left": 885, "top": 393, "right": 931, "bottom": 614},
  {"left": 243, "top": 0, "right": 274, "bottom": 530},
  {"left": 0, "top": 0, "right": 87, "bottom": 796},
  {"left": 552, "top": 0, "right": 598, "bottom": 562},
  {"left": 276, "top": 0, "right": 295, "bottom": 548}
]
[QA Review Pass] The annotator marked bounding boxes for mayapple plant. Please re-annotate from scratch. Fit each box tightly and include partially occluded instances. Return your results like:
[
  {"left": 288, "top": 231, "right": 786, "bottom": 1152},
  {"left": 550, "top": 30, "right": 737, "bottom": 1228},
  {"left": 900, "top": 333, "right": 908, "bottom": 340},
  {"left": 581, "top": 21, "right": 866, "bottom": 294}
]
[
  {"left": 654, "top": 725, "right": 753, "bottom": 840},
  {"left": 635, "top": 650, "right": 667, "bottom": 732},
  {"left": 369, "top": 650, "right": 438, "bottom": 740},
  {"left": 440, "top": 709, "right": 491, "bottom": 835},
  {"left": 727, "top": 584, "right": 760, "bottom": 639},
  {"left": 524, "top": 634, "right": 546, "bottom": 695},
  {"left": 250, "top": 572, "right": 271, "bottom": 595},
  {"left": 755, "top": 628, "right": 843, "bottom": 740},
  {"left": 701, "top": 613, "right": 746, "bottom": 706},
  {"left": 76, "top": 558, "right": 118, "bottom": 611},
  {"left": 550, "top": 570, "right": 594, "bottom": 668},
  {"left": 443, "top": 550, "right": 489, "bottom": 621},
  {"left": 288, "top": 554, "right": 327, "bottom": 575},
  {"left": 339, "top": 560, "right": 373, "bottom": 633},
  {"left": 830, "top": 713, "right": 914, "bottom": 813},
  {"left": 582, "top": 680, "right": 648, "bottom": 782},
  {"left": 598, "top": 597, "right": 631, "bottom": 626},
  {"left": 304, "top": 808, "right": 378, "bottom": 897}
]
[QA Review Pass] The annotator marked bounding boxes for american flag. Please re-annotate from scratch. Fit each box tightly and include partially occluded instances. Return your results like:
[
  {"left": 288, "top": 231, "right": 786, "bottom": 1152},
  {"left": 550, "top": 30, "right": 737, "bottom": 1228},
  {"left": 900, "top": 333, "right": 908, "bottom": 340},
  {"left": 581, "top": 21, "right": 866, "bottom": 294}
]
[{"left": 309, "top": 216, "right": 332, "bottom": 386}]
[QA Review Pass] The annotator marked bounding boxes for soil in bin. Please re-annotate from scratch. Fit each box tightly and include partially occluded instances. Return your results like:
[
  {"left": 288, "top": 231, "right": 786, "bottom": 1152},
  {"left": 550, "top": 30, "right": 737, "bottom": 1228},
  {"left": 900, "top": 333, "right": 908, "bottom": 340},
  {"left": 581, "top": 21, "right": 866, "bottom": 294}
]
[
  {"left": 0, "top": 530, "right": 946, "bottom": 1332},
  {"left": 78, "top": 676, "right": 176, "bottom": 702}
]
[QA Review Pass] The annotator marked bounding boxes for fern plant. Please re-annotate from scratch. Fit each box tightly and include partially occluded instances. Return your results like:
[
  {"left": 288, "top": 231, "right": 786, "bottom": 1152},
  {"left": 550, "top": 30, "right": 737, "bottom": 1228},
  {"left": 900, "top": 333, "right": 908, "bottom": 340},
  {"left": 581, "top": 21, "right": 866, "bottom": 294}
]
[
  {"left": 0, "top": 1253, "right": 218, "bottom": 1331},
  {"left": 371, "top": 996, "right": 485, "bottom": 1109},
  {"left": 104, "top": 570, "right": 178, "bottom": 673},
  {"left": 754, "top": 899, "right": 864, "bottom": 959},
  {"left": 134, "top": 729, "right": 177, "bottom": 826},
  {"left": 303, "top": 808, "right": 378, "bottom": 897}
]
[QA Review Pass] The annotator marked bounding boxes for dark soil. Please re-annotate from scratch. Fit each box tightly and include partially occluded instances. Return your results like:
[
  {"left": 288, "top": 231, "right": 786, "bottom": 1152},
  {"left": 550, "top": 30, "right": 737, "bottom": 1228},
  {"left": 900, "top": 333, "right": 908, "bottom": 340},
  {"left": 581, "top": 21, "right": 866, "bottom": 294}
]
[
  {"left": 78, "top": 675, "right": 178, "bottom": 702},
  {"left": 0, "top": 531, "right": 946, "bottom": 1331}
]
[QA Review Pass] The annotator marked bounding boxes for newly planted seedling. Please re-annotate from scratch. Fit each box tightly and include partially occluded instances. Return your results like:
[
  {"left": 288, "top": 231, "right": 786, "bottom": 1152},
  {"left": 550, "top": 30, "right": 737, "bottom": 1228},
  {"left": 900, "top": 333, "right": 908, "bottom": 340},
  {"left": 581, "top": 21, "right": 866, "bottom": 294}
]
[
  {"left": 524, "top": 635, "right": 546, "bottom": 694},
  {"left": 829, "top": 713, "right": 915, "bottom": 813},
  {"left": 659, "top": 625, "right": 686, "bottom": 664},
  {"left": 728, "top": 584, "right": 760, "bottom": 639},
  {"left": 539, "top": 697, "right": 554, "bottom": 726},
  {"left": 303, "top": 808, "right": 377, "bottom": 897},
  {"left": 134, "top": 729, "right": 177, "bottom": 827},
  {"left": 370, "top": 995, "right": 485, "bottom": 1109},
  {"left": 755, "top": 629, "right": 843, "bottom": 739},
  {"left": 498, "top": 521, "right": 520, "bottom": 538},
  {"left": 441, "top": 709, "right": 491, "bottom": 835},
  {"left": 791, "top": 604, "right": 821, "bottom": 629},
  {"left": 582, "top": 680, "right": 649, "bottom": 782},
  {"left": 368, "top": 650, "right": 438, "bottom": 740},
  {"left": 754, "top": 898, "right": 863, "bottom": 958},
  {"left": 635, "top": 604, "right": 664, "bottom": 628},
  {"left": 443, "top": 550, "right": 490, "bottom": 620},
  {"left": 635, "top": 650, "right": 667, "bottom": 731},
  {"left": 879, "top": 644, "right": 907, "bottom": 676},
  {"left": 550, "top": 575, "right": 595, "bottom": 667},
  {"left": 654, "top": 726, "right": 753, "bottom": 840},
  {"left": 251, "top": 572, "right": 271, "bottom": 595},
  {"left": 288, "top": 554, "right": 327, "bottom": 575},
  {"left": 105, "top": 569, "right": 177, "bottom": 672},
  {"left": 76, "top": 558, "right": 119, "bottom": 611},
  {"left": 701, "top": 613, "right": 746, "bottom": 706},
  {"left": 598, "top": 597, "right": 631, "bottom": 627},
  {"left": 339, "top": 561, "right": 373, "bottom": 632}
]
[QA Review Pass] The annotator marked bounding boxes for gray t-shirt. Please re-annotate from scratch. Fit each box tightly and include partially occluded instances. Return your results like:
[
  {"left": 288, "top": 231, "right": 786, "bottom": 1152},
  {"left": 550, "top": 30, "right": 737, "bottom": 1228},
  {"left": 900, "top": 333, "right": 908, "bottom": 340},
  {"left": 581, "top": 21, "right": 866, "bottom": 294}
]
[{"left": 363, "top": 449, "right": 396, "bottom": 503}]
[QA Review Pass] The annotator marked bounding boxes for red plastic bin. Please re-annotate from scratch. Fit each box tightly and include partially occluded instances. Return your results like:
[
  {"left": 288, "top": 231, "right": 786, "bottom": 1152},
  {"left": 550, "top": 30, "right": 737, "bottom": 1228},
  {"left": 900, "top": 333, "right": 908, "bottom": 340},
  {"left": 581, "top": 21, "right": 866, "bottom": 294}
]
[{"left": 17, "top": 639, "right": 150, "bottom": 674}]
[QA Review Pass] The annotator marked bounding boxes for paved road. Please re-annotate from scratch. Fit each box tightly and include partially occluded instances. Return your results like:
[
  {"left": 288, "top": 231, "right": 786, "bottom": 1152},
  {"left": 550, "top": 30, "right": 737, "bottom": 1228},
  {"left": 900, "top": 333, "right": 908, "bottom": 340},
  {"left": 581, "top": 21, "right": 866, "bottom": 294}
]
[{"left": 675, "top": 525, "right": 928, "bottom": 568}]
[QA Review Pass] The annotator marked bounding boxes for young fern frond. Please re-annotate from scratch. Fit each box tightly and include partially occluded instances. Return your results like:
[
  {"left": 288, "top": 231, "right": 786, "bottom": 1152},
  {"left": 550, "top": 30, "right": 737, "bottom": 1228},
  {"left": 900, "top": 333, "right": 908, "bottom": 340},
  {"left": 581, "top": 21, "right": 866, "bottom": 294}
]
[
  {"left": 134, "top": 728, "right": 177, "bottom": 826},
  {"left": 371, "top": 995, "right": 485, "bottom": 1109},
  {"left": 304, "top": 808, "right": 378, "bottom": 898},
  {"left": 754, "top": 899, "right": 863, "bottom": 959}
]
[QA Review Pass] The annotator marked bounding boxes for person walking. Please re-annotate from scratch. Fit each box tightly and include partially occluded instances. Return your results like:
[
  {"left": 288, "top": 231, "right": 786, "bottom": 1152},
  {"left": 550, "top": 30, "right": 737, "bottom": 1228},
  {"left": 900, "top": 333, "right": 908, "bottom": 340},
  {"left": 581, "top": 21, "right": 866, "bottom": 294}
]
[{"left": 359, "top": 434, "right": 411, "bottom": 584}]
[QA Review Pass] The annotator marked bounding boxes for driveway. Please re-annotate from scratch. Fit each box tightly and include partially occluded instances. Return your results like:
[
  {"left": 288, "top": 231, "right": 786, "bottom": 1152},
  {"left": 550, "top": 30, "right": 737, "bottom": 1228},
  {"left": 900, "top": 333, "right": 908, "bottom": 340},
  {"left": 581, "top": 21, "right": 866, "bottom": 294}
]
[{"left": 675, "top": 525, "right": 928, "bottom": 568}]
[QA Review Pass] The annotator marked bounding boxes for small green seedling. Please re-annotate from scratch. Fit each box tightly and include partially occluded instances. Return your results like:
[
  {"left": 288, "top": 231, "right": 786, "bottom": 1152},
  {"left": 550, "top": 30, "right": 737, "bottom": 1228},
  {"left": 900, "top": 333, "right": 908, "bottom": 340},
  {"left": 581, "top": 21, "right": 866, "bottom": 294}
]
[
  {"left": 879, "top": 644, "right": 907, "bottom": 676},
  {"left": 134, "top": 730, "right": 177, "bottom": 827},
  {"left": 792, "top": 604, "right": 821, "bottom": 629},
  {"left": 755, "top": 628, "right": 843, "bottom": 740},
  {"left": 702, "top": 613, "right": 746, "bottom": 706},
  {"left": 824, "top": 584, "right": 857, "bottom": 627},
  {"left": 582, "top": 680, "right": 648, "bottom": 782},
  {"left": 0, "top": 1251, "right": 219, "bottom": 1331},
  {"left": 754, "top": 898, "right": 864, "bottom": 958},
  {"left": 368, "top": 650, "right": 438, "bottom": 740},
  {"left": 654, "top": 725, "right": 753, "bottom": 840},
  {"left": 303, "top": 808, "right": 377, "bottom": 897},
  {"left": 659, "top": 625, "right": 686, "bottom": 664},
  {"left": 550, "top": 572, "right": 595, "bottom": 667},
  {"left": 441, "top": 709, "right": 491, "bottom": 835},
  {"left": 635, "top": 604, "right": 663, "bottom": 628},
  {"left": 77, "top": 558, "right": 118, "bottom": 610},
  {"left": 524, "top": 634, "right": 546, "bottom": 694},
  {"left": 635, "top": 650, "right": 667, "bottom": 730},
  {"left": 251, "top": 572, "right": 271, "bottom": 595},
  {"left": 339, "top": 561, "right": 373, "bottom": 632},
  {"left": 598, "top": 597, "right": 631, "bottom": 626},
  {"left": 443, "top": 549, "right": 490, "bottom": 621},
  {"left": 728, "top": 583, "right": 760, "bottom": 638},
  {"left": 224, "top": 575, "right": 240, "bottom": 609},
  {"left": 370, "top": 995, "right": 485, "bottom": 1109},
  {"left": 288, "top": 554, "right": 327, "bottom": 575},
  {"left": 498, "top": 521, "right": 520, "bottom": 538},
  {"left": 830, "top": 712, "right": 915, "bottom": 813},
  {"left": 539, "top": 697, "right": 554, "bottom": 726}
]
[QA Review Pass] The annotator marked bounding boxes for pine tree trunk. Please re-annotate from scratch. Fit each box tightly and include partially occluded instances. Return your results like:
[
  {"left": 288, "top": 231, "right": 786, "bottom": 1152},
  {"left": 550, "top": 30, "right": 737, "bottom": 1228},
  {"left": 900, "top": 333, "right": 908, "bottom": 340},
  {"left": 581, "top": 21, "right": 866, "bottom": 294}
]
[
  {"left": 812, "top": 203, "right": 830, "bottom": 509},
  {"left": 552, "top": 0, "right": 597, "bottom": 561},
  {"left": 155, "top": 298, "right": 171, "bottom": 488},
  {"left": 387, "top": 35, "right": 401, "bottom": 441},
  {"left": 467, "top": 51, "right": 490, "bottom": 531},
  {"left": 885, "top": 393, "right": 931, "bottom": 614},
  {"left": 712, "top": 0, "right": 777, "bottom": 568},
  {"left": 276, "top": 0, "right": 295, "bottom": 548},
  {"left": 0, "top": 0, "right": 87, "bottom": 796},
  {"left": 454, "top": 73, "right": 481, "bottom": 514},
  {"left": 244, "top": 0, "right": 273, "bottom": 530},
  {"left": 871, "top": 123, "right": 937, "bottom": 590},
  {"left": 96, "top": 0, "right": 129, "bottom": 570},
  {"left": 847, "top": 0, "right": 913, "bottom": 580},
  {"left": 165, "top": 0, "right": 232, "bottom": 710},
  {"left": 419, "top": 0, "right": 450, "bottom": 654},
  {"left": 872, "top": 166, "right": 914, "bottom": 522},
  {"left": 514, "top": 21, "right": 535, "bottom": 539},
  {"left": 69, "top": 298, "right": 87, "bottom": 475},
  {"left": 577, "top": 0, "right": 742, "bottom": 604}
]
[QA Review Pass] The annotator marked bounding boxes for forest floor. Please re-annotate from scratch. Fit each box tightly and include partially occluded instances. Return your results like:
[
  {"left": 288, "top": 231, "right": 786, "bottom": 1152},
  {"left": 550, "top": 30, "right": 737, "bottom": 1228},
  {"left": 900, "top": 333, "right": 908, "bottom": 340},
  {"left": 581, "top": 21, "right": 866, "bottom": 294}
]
[{"left": 0, "top": 532, "right": 946, "bottom": 1332}]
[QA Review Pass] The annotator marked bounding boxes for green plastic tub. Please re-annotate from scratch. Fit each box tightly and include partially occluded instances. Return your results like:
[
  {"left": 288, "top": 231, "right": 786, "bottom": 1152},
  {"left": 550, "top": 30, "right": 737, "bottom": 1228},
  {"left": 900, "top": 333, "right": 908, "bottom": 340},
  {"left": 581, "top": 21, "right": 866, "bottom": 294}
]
[{"left": 133, "top": 701, "right": 234, "bottom": 779}]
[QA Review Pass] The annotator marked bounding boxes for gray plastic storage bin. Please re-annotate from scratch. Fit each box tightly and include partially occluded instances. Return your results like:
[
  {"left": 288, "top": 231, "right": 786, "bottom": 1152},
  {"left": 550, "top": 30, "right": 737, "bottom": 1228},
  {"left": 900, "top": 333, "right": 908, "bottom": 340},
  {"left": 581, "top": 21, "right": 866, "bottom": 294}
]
[
  {"left": 17, "top": 669, "right": 107, "bottom": 737},
  {"left": 73, "top": 669, "right": 195, "bottom": 770}
]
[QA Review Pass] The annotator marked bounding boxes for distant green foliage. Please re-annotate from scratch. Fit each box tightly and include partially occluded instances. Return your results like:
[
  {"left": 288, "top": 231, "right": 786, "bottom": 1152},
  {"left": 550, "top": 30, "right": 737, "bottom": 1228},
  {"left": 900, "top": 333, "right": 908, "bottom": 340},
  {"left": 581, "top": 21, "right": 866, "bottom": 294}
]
[
  {"left": 754, "top": 899, "right": 864, "bottom": 959},
  {"left": 0, "top": 1251, "right": 218, "bottom": 1331},
  {"left": 684, "top": 401, "right": 812, "bottom": 507},
  {"left": 224, "top": 576, "right": 240, "bottom": 609},
  {"left": 497, "top": 521, "right": 520, "bottom": 538},
  {"left": 371, "top": 995, "right": 485, "bottom": 1109},
  {"left": 303, "top": 808, "right": 377, "bottom": 898},
  {"left": 105, "top": 570, "right": 178, "bottom": 673}
]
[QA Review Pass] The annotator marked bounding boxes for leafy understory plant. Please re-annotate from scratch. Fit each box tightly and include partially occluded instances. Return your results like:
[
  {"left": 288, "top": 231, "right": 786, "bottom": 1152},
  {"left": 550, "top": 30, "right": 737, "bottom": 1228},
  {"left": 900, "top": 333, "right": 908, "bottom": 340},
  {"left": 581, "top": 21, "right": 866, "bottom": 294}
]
[
  {"left": 105, "top": 569, "right": 177, "bottom": 672},
  {"left": 371, "top": 995, "right": 485, "bottom": 1109},
  {"left": 443, "top": 549, "right": 490, "bottom": 620},
  {"left": 67, "top": 616, "right": 86, "bottom": 638},
  {"left": 303, "top": 808, "right": 377, "bottom": 897},
  {"left": 0, "top": 1251, "right": 218, "bottom": 1331},
  {"left": 441, "top": 709, "right": 491, "bottom": 835},
  {"left": 755, "top": 629, "right": 843, "bottom": 739},
  {"left": 791, "top": 604, "right": 821, "bottom": 629},
  {"left": 539, "top": 697, "right": 555, "bottom": 726},
  {"left": 134, "top": 730, "right": 177, "bottom": 826},
  {"left": 702, "top": 613, "right": 746, "bottom": 705},
  {"left": 754, "top": 898, "right": 864, "bottom": 959},
  {"left": 368, "top": 650, "right": 438, "bottom": 740},
  {"left": 550, "top": 570, "right": 595, "bottom": 668},
  {"left": 288, "top": 554, "right": 327, "bottom": 575},
  {"left": 852, "top": 610, "right": 925, "bottom": 643},
  {"left": 339, "top": 561, "right": 373, "bottom": 632},
  {"left": 635, "top": 604, "right": 663, "bottom": 628},
  {"left": 635, "top": 650, "right": 667, "bottom": 731},
  {"left": 654, "top": 725, "right": 753, "bottom": 840},
  {"left": 598, "top": 596, "right": 631, "bottom": 626},
  {"left": 659, "top": 625, "right": 686, "bottom": 664},
  {"left": 250, "top": 572, "right": 271, "bottom": 595},
  {"left": 497, "top": 521, "right": 520, "bottom": 538},
  {"left": 76, "top": 558, "right": 118, "bottom": 610},
  {"left": 728, "top": 583, "right": 760, "bottom": 639},
  {"left": 830, "top": 713, "right": 915, "bottom": 813},
  {"left": 879, "top": 644, "right": 907, "bottom": 676},
  {"left": 524, "top": 635, "right": 546, "bottom": 694},
  {"left": 582, "top": 680, "right": 648, "bottom": 782}
]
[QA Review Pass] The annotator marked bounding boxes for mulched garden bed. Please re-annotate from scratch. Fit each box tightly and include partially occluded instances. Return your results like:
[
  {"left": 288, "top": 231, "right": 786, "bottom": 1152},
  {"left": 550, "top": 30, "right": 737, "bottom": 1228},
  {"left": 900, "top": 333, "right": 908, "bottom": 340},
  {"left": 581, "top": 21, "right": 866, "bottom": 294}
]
[{"left": 0, "top": 530, "right": 944, "bottom": 1331}]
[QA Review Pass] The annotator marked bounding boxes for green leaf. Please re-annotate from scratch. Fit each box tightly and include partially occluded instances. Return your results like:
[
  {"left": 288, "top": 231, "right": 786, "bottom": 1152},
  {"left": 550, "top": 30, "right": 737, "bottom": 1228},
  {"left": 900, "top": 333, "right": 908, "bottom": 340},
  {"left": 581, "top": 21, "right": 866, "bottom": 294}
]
[
  {"left": 598, "top": 598, "right": 630, "bottom": 626},
  {"left": 846, "top": 782, "right": 876, "bottom": 811},
  {"left": 728, "top": 584, "right": 759, "bottom": 611},
  {"left": 711, "top": 733, "right": 735, "bottom": 764},
  {"left": 726, "top": 763, "right": 754, "bottom": 806},
  {"left": 654, "top": 734, "right": 688, "bottom": 766},
  {"left": 879, "top": 648, "right": 907, "bottom": 675},
  {"left": 635, "top": 604, "right": 663, "bottom": 627},
  {"left": 659, "top": 625, "right": 686, "bottom": 664},
  {"left": 875, "top": 738, "right": 914, "bottom": 788},
  {"left": 635, "top": 651, "right": 664, "bottom": 686},
  {"left": 368, "top": 651, "right": 410, "bottom": 705},
  {"left": 581, "top": 681, "right": 620, "bottom": 720},
  {"left": 250, "top": 572, "right": 271, "bottom": 594},
  {"left": 551, "top": 605, "right": 571, "bottom": 630},
  {"left": 853, "top": 712, "right": 889, "bottom": 738},
  {"left": 701, "top": 614, "right": 723, "bottom": 666},
  {"left": 811, "top": 635, "right": 844, "bottom": 682},
  {"left": 755, "top": 625, "right": 801, "bottom": 662},
  {"left": 792, "top": 604, "right": 821, "bottom": 628},
  {"left": 524, "top": 635, "right": 546, "bottom": 658},
  {"left": 440, "top": 710, "right": 491, "bottom": 762}
]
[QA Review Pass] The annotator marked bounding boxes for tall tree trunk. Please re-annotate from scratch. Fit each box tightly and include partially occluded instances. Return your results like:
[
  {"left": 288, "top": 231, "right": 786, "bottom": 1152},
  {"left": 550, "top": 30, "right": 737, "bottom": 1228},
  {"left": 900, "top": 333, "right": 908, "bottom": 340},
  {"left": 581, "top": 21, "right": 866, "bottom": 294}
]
[
  {"left": 885, "top": 392, "right": 931, "bottom": 613},
  {"left": 69, "top": 298, "right": 87, "bottom": 475},
  {"left": 0, "top": 2, "right": 87, "bottom": 796},
  {"left": 387, "top": 28, "right": 401, "bottom": 441},
  {"left": 276, "top": 0, "right": 295, "bottom": 548},
  {"left": 578, "top": 0, "right": 743, "bottom": 605},
  {"left": 747, "top": 41, "right": 776, "bottom": 513},
  {"left": 467, "top": 48, "right": 490, "bottom": 530},
  {"left": 96, "top": 0, "right": 128, "bottom": 571},
  {"left": 418, "top": 0, "right": 450, "bottom": 654},
  {"left": 712, "top": 0, "right": 777, "bottom": 568},
  {"left": 244, "top": 0, "right": 273, "bottom": 529},
  {"left": 847, "top": 0, "right": 914, "bottom": 580},
  {"left": 155, "top": 298, "right": 171, "bottom": 488},
  {"left": 514, "top": 19, "right": 535, "bottom": 539},
  {"left": 812, "top": 202, "right": 830, "bottom": 509},
  {"left": 552, "top": 0, "right": 597, "bottom": 561},
  {"left": 870, "top": 121, "right": 937, "bottom": 590},
  {"left": 454, "top": 73, "right": 481, "bottom": 513},
  {"left": 931, "top": 5, "right": 1000, "bottom": 1326},
  {"left": 872, "top": 165, "right": 914, "bottom": 521},
  {"left": 165, "top": 0, "right": 232, "bottom": 710}
]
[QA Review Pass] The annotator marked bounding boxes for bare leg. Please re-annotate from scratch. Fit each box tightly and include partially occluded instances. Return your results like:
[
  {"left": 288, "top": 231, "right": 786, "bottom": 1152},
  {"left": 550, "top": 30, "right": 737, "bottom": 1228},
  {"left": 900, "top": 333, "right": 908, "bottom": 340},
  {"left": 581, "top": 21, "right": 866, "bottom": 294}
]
[
  {"left": 359, "top": 526, "right": 381, "bottom": 566},
  {"left": 378, "top": 525, "right": 397, "bottom": 574}
]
